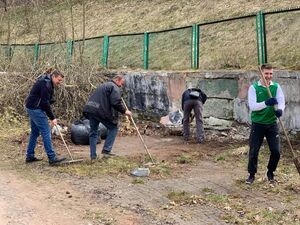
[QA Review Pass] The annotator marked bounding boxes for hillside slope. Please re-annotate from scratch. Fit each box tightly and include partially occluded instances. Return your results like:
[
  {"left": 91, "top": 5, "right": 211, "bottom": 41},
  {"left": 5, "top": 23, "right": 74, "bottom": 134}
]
[
  {"left": 0, "top": 0, "right": 299, "bottom": 70},
  {"left": 0, "top": 0, "right": 298, "bottom": 43}
]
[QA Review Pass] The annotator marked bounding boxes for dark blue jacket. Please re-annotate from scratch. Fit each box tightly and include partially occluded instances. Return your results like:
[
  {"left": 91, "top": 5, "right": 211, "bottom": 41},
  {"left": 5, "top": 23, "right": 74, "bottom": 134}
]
[
  {"left": 83, "top": 80, "right": 126, "bottom": 124},
  {"left": 25, "top": 74, "right": 56, "bottom": 120},
  {"left": 181, "top": 88, "right": 207, "bottom": 110}
]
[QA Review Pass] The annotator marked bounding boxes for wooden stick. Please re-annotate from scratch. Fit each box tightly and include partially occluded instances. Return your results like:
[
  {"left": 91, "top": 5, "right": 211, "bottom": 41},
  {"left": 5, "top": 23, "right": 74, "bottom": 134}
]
[
  {"left": 55, "top": 125, "right": 74, "bottom": 160},
  {"left": 258, "top": 67, "right": 297, "bottom": 159},
  {"left": 121, "top": 98, "right": 154, "bottom": 163}
]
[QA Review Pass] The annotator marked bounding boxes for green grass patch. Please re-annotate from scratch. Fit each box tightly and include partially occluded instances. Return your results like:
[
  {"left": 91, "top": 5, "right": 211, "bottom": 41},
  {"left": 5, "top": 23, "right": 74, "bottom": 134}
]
[
  {"left": 167, "top": 190, "right": 191, "bottom": 203},
  {"left": 215, "top": 154, "right": 226, "bottom": 161},
  {"left": 150, "top": 162, "right": 172, "bottom": 177},
  {"left": 56, "top": 157, "right": 139, "bottom": 177},
  {"left": 205, "top": 193, "right": 229, "bottom": 204},
  {"left": 167, "top": 190, "right": 203, "bottom": 205},
  {"left": 176, "top": 154, "right": 192, "bottom": 164},
  {"left": 84, "top": 209, "right": 115, "bottom": 225},
  {"left": 131, "top": 177, "right": 145, "bottom": 184},
  {"left": 201, "top": 187, "right": 215, "bottom": 194}
]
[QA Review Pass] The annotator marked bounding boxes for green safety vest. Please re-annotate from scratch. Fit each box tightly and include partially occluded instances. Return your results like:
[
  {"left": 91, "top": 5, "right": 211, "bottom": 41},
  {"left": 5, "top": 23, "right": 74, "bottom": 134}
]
[{"left": 251, "top": 81, "right": 278, "bottom": 124}]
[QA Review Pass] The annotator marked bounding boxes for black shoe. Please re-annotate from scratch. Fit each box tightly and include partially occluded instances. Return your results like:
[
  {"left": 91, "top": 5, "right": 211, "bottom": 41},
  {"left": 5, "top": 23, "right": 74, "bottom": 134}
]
[
  {"left": 246, "top": 174, "right": 255, "bottom": 184},
  {"left": 25, "top": 157, "right": 43, "bottom": 163},
  {"left": 267, "top": 171, "right": 275, "bottom": 183},
  {"left": 49, "top": 157, "right": 66, "bottom": 166},
  {"left": 197, "top": 140, "right": 205, "bottom": 144},
  {"left": 101, "top": 150, "right": 116, "bottom": 157}
]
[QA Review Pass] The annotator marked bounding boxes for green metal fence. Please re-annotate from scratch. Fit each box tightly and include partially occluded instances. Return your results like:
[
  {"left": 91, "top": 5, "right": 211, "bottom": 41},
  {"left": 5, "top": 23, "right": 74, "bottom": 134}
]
[
  {"left": 0, "top": 7, "right": 299, "bottom": 71},
  {"left": 9, "top": 45, "right": 35, "bottom": 71},
  {"left": 199, "top": 16, "right": 257, "bottom": 69},
  {"left": 264, "top": 9, "right": 300, "bottom": 69},
  {"left": 148, "top": 26, "right": 192, "bottom": 70},
  {"left": 109, "top": 34, "right": 144, "bottom": 69}
]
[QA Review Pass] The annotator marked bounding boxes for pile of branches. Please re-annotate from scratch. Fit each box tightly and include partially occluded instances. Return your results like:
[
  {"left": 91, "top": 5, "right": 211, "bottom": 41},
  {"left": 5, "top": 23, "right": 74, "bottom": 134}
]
[{"left": 0, "top": 64, "right": 115, "bottom": 124}]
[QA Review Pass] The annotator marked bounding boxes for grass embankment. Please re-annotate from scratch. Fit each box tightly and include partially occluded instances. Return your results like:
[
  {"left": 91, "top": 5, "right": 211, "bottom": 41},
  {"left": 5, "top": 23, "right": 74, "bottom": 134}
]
[{"left": 0, "top": 0, "right": 299, "bottom": 70}]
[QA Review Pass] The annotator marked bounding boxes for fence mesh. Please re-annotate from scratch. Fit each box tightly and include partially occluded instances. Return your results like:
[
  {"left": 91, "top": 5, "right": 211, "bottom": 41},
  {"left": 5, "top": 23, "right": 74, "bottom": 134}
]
[
  {"left": 265, "top": 11, "right": 300, "bottom": 70},
  {"left": 0, "top": 46, "right": 8, "bottom": 70},
  {"left": 39, "top": 42, "right": 67, "bottom": 69},
  {"left": 0, "top": 9, "right": 299, "bottom": 71},
  {"left": 108, "top": 34, "right": 144, "bottom": 69},
  {"left": 200, "top": 17, "right": 257, "bottom": 70},
  {"left": 73, "top": 37, "right": 103, "bottom": 68},
  {"left": 9, "top": 45, "right": 34, "bottom": 71},
  {"left": 149, "top": 27, "right": 192, "bottom": 70}
]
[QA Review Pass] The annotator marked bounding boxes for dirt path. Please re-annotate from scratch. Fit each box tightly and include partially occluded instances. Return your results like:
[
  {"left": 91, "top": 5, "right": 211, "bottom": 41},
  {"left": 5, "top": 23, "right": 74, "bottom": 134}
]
[
  {"left": 1, "top": 134, "right": 299, "bottom": 225},
  {"left": 0, "top": 168, "right": 94, "bottom": 225}
]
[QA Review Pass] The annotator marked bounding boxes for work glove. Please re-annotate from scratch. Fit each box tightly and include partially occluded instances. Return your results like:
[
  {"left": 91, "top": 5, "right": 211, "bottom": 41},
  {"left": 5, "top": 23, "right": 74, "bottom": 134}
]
[
  {"left": 265, "top": 97, "right": 278, "bottom": 106},
  {"left": 274, "top": 109, "right": 283, "bottom": 118}
]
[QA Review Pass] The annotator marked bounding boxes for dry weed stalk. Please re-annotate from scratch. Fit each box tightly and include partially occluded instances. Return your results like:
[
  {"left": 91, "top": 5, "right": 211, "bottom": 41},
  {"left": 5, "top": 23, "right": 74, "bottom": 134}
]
[{"left": 0, "top": 63, "right": 110, "bottom": 124}]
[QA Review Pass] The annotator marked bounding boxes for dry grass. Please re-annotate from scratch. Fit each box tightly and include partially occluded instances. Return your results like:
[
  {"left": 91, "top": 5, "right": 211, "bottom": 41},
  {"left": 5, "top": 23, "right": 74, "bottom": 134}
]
[
  {"left": 0, "top": 65, "right": 111, "bottom": 122},
  {"left": 0, "top": 0, "right": 299, "bottom": 70},
  {"left": 0, "top": 0, "right": 299, "bottom": 43}
]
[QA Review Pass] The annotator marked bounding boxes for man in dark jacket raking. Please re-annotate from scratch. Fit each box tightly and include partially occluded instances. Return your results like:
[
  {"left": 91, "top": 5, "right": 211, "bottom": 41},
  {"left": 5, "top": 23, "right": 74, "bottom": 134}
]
[
  {"left": 25, "top": 69, "right": 66, "bottom": 165},
  {"left": 83, "top": 74, "right": 132, "bottom": 160}
]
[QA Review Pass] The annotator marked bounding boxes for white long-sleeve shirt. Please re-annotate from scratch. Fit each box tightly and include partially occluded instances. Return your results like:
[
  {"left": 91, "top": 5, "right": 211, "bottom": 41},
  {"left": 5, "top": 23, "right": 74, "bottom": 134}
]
[{"left": 248, "top": 81, "right": 285, "bottom": 112}]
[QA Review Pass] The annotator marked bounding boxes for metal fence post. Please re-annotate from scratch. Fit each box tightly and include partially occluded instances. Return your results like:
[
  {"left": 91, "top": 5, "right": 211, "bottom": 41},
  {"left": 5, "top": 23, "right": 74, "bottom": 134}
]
[
  {"left": 262, "top": 12, "right": 268, "bottom": 64},
  {"left": 5, "top": 45, "right": 12, "bottom": 61},
  {"left": 33, "top": 43, "right": 40, "bottom": 68},
  {"left": 256, "top": 13, "right": 260, "bottom": 65},
  {"left": 256, "top": 11, "right": 267, "bottom": 65},
  {"left": 66, "top": 40, "right": 74, "bottom": 65},
  {"left": 143, "top": 32, "right": 149, "bottom": 70},
  {"left": 192, "top": 24, "right": 199, "bottom": 69},
  {"left": 102, "top": 35, "right": 109, "bottom": 68}
]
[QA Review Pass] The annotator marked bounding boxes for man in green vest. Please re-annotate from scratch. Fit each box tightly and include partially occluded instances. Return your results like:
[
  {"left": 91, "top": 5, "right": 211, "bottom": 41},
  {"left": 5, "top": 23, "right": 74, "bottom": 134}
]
[{"left": 246, "top": 64, "right": 285, "bottom": 184}]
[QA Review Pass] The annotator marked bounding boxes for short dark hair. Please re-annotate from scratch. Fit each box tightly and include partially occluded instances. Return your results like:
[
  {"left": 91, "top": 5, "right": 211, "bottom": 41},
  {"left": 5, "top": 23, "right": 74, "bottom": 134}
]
[
  {"left": 112, "top": 74, "right": 124, "bottom": 81},
  {"left": 261, "top": 64, "right": 273, "bottom": 70},
  {"left": 51, "top": 70, "right": 64, "bottom": 78}
]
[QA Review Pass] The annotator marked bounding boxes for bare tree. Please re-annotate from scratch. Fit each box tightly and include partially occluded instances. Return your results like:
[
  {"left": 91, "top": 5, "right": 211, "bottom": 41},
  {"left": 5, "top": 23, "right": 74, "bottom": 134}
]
[
  {"left": 23, "top": 0, "right": 32, "bottom": 35},
  {"left": 79, "top": 0, "right": 86, "bottom": 66},
  {"left": 31, "top": 0, "right": 46, "bottom": 43},
  {"left": 1, "top": 0, "right": 7, "bottom": 12}
]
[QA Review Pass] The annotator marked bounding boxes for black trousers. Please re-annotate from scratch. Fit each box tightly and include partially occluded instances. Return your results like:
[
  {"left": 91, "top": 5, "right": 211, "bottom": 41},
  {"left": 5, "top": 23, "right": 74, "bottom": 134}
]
[{"left": 248, "top": 122, "right": 280, "bottom": 175}]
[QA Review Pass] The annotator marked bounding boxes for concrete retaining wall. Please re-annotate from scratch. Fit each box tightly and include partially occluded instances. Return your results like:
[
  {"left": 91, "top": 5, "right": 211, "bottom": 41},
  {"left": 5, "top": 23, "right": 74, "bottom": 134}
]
[{"left": 123, "top": 70, "right": 300, "bottom": 130}]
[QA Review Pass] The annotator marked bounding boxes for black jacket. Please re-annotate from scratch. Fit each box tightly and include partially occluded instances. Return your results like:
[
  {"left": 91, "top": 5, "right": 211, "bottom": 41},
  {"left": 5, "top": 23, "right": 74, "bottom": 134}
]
[
  {"left": 181, "top": 88, "right": 207, "bottom": 110},
  {"left": 25, "top": 74, "right": 56, "bottom": 120},
  {"left": 83, "top": 80, "right": 126, "bottom": 124}
]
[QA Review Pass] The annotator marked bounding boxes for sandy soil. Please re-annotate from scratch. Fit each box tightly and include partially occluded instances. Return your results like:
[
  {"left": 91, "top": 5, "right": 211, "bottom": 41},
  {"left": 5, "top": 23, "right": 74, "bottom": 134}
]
[{"left": 0, "top": 130, "right": 299, "bottom": 225}]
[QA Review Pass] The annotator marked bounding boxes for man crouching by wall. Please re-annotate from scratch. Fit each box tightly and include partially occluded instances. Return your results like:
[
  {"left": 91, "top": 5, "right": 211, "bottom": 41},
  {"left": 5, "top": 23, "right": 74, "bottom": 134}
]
[{"left": 181, "top": 86, "right": 207, "bottom": 144}]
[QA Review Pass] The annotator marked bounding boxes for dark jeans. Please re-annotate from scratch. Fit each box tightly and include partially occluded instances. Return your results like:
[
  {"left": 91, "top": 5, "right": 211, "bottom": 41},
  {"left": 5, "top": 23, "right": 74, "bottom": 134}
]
[
  {"left": 26, "top": 108, "right": 56, "bottom": 161},
  {"left": 88, "top": 114, "right": 118, "bottom": 160},
  {"left": 248, "top": 122, "right": 280, "bottom": 175},
  {"left": 183, "top": 99, "right": 204, "bottom": 142}
]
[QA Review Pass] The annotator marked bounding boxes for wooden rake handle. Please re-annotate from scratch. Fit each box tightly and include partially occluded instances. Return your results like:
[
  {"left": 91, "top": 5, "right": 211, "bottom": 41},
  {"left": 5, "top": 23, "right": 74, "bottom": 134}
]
[
  {"left": 121, "top": 98, "right": 154, "bottom": 163},
  {"left": 258, "top": 67, "right": 297, "bottom": 158},
  {"left": 55, "top": 125, "right": 74, "bottom": 160}
]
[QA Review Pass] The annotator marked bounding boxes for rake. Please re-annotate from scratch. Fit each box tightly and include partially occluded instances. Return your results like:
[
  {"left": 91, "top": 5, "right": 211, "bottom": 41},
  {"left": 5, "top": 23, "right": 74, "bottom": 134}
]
[
  {"left": 121, "top": 98, "right": 154, "bottom": 163},
  {"left": 258, "top": 66, "right": 300, "bottom": 175},
  {"left": 55, "top": 125, "right": 84, "bottom": 164}
]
